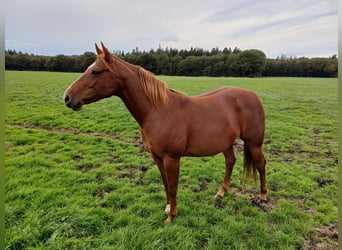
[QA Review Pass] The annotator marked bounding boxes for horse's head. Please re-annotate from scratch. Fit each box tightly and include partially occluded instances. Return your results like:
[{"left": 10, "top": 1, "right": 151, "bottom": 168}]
[{"left": 64, "top": 42, "right": 119, "bottom": 111}]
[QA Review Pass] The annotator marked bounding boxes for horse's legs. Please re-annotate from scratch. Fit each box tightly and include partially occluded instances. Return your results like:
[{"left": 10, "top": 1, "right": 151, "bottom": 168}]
[
  {"left": 152, "top": 154, "right": 171, "bottom": 212},
  {"left": 216, "top": 147, "right": 236, "bottom": 198},
  {"left": 248, "top": 144, "right": 267, "bottom": 200},
  {"left": 163, "top": 156, "right": 180, "bottom": 223}
]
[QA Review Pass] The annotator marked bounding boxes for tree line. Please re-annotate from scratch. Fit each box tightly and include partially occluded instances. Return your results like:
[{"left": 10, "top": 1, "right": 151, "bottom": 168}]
[{"left": 5, "top": 47, "right": 337, "bottom": 77}]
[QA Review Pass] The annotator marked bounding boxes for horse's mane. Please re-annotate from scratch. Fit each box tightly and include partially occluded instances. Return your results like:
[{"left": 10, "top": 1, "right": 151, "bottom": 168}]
[
  {"left": 107, "top": 55, "right": 170, "bottom": 107},
  {"left": 137, "top": 67, "right": 170, "bottom": 107}
]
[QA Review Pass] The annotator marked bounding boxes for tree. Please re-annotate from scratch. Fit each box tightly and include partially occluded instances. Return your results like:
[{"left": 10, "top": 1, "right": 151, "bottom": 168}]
[
  {"left": 239, "top": 49, "right": 266, "bottom": 77},
  {"left": 79, "top": 52, "right": 97, "bottom": 71},
  {"left": 155, "top": 53, "right": 170, "bottom": 75},
  {"left": 138, "top": 53, "right": 157, "bottom": 72},
  {"left": 45, "top": 55, "right": 75, "bottom": 72},
  {"left": 5, "top": 48, "right": 337, "bottom": 77},
  {"left": 323, "top": 58, "right": 338, "bottom": 77}
]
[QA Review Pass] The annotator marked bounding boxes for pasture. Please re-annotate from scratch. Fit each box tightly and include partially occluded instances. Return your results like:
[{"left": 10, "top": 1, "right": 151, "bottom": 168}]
[{"left": 5, "top": 71, "right": 338, "bottom": 249}]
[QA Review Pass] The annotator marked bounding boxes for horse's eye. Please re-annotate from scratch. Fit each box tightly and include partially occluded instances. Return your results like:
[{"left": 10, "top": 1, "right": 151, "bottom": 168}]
[{"left": 91, "top": 70, "right": 100, "bottom": 75}]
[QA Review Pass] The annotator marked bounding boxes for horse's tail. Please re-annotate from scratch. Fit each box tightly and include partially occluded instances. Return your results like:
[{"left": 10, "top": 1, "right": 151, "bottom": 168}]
[{"left": 243, "top": 143, "right": 257, "bottom": 183}]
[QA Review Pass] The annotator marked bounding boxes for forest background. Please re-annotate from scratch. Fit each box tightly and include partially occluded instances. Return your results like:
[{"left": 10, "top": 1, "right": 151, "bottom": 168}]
[{"left": 5, "top": 47, "right": 338, "bottom": 78}]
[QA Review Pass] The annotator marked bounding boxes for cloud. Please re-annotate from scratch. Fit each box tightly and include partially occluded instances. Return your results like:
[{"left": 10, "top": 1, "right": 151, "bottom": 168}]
[
  {"left": 5, "top": 40, "right": 39, "bottom": 48},
  {"left": 204, "top": 0, "right": 337, "bottom": 57},
  {"left": 5, "top": 0, "right": 337, "bottom": 57},
  {"left": 160, "top": 35, "right": 179, "bottom": 43}
]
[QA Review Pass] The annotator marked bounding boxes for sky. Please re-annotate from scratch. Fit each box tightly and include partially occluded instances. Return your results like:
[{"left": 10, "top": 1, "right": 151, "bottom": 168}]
[{"left": 5, "top": 0, "right": 338, "bottom": 58}]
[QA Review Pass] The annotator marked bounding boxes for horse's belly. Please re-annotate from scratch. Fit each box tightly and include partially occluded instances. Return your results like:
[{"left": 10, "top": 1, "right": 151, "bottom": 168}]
[
  {"left": 183, "top": 147, "right": 225, "bottom": 157},
  {"left": 183, "top": 132, "right": 236, "bottom": 157}
]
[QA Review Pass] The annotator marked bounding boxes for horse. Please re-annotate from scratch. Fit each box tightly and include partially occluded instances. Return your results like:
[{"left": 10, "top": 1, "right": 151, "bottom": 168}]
[{"left": 64, "top": 42, "right": 268, "bottom": 223}]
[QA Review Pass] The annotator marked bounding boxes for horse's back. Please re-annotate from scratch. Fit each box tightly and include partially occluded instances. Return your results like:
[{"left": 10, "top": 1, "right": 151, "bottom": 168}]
[{"left": 196, "top": 87, "right": 264, "bottom": 117}]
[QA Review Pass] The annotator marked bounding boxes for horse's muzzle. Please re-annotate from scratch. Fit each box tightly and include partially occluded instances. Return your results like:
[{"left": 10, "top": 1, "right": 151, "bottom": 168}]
[{"left": 64, "top": 94, "right": 82, "bottom": 111}]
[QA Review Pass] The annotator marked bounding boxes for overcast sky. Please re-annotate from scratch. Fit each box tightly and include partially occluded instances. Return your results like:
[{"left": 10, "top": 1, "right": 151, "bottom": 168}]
[{"left": 5, "top": 0, "right": 337, "bottom": 58}]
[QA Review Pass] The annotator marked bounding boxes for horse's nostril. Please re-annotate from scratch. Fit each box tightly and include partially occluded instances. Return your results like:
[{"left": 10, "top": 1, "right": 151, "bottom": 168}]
[{"left": 64, "top": 94, "right": 70, "bottom": 104}]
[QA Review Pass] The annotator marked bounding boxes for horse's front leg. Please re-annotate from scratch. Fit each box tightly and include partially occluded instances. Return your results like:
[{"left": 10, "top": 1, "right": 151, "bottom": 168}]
[
  {"left": 163, "top": 156, "right": 180, "bottom": 223},
  {"left": 152, "top": 153, "right": 171, "bottom": 212}
]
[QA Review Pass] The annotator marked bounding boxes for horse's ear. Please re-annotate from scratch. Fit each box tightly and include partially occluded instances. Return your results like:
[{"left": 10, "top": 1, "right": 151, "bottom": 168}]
[
  {"left": 101, "top": 42, "right": 112, "bottom": 62},
  {"left": 95, "top": 43, "right": 102, "bottom": 55}
]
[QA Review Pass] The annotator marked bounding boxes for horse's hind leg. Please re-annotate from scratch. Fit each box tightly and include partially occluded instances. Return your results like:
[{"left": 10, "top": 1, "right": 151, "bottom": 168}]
[
  {"left": 215, "top": 147, "right": 236, "bottom": 199},
  {"left": 248, "top": 143, "right": 268, "bottom": 201}
]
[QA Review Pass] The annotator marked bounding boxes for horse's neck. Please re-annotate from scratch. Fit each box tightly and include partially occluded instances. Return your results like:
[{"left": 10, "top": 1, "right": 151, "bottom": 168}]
[{"left": 114, "top": 60, "right": 153, "bottom": 127}]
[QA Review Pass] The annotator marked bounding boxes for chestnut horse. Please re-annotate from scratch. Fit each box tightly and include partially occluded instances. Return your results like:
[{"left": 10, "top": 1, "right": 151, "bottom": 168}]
[{"left": 64, "top": 42, "right": 268, "bottom": 223}]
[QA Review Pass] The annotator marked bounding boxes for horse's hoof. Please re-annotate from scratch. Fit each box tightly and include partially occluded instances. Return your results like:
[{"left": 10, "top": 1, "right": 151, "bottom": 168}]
[
  {"left": 164, "top": 204, "right": 170, "bottom": 214},
  {"left": 252, "top": 195, "right": 268, "bottom": 206},
  {"left": 165, "top": 215, "right": 174, "bottom": 224},
  {"left": 215, "top": 193, "right": 223, "bottom": 200}
]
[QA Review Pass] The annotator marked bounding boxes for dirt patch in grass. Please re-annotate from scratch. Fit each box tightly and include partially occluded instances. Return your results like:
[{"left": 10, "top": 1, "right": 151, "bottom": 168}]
[
  {"left": 77, "top": 163, "right": 101, "bottom": 172},
  {"left": 95, "top": 189, "right": 110, "bottom": 199},
  {"left": 94, "top": 186, "right": 116, "bottom": 199},
  {"left": 214, "top": 188, "right": 276, "bottom": 211},
  {"left": 72, "top": 154, "right": 83, "bottom": 162},
  {"left": 304, "top": 222, "right": 338, "bottom": 250},
  {"left": 116, "top": 166, "right": 139, "bottom": 180},
  {"left": 266, "top": 140, "right": 337, "bottom": 164},
  {"left": 214, "top": 197, "right": 225, "bottom": 209},
  {"left": 314, "top": 223, "right": 338, "bottom": 240},
  {"left": 8, "top": 122, "right": 138, "bottom": 145},
  {"left": 251, "top": 196, "right": 275, "bottom": 211},
  {"left": 314, "top": 177, "right": 336, "bottom": 188},
  {"left": 108, "top": 153, "right": 116, "bottom": 163},
  {"left": 192, "top": 178, "right": 211, "bottom": 193},
  {"left": 231, "top": 188, "right": 276, "bottom": 211},
  {"left": 96, "top": 173, "right": 105, "bottom": 184}
]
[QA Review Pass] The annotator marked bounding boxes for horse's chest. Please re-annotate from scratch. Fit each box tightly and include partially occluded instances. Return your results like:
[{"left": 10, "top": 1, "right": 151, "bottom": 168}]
[
  {"left": 140, "top": 125, "right": 186, "bottom": 156},
  {"left": 140, "top": 129, "right": 152, "bottom": 153}
]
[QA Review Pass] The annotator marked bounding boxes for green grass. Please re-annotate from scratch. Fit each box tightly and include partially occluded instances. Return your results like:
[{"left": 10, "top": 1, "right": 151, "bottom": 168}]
[{"left": 5, "top": 71, "right": 338, "bottom": 249}]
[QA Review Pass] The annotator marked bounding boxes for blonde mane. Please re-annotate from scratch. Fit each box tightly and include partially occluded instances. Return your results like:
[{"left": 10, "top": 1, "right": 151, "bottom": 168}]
[
  {"left": 137, "top": 67, "right": 170, "bottom": 107},
  {"left": 104, "top": 54, "right": 171, "bottom": 108}
]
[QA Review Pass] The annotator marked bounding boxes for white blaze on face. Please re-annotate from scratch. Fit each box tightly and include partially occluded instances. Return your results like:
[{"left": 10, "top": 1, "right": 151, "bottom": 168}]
[
  {"left": 87, "top": 62, "right": 96, "bottom": 70},
  {"left": 64, "top": 62, "right": 97, "bottom": 98}
]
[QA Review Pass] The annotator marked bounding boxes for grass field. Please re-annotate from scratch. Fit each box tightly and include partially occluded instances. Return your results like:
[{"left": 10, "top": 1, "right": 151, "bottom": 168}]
[{"left": 5, "top": 71, "right": 338, "bottom": 249}]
